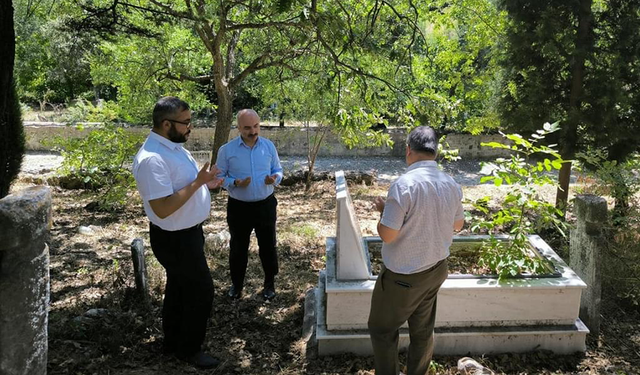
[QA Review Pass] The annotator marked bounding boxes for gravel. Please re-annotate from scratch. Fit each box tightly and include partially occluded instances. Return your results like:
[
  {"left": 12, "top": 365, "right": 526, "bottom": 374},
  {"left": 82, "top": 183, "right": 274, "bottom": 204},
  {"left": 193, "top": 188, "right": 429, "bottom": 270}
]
[{"left": 20, "top": 151, "right": 486, "bottom": 186}]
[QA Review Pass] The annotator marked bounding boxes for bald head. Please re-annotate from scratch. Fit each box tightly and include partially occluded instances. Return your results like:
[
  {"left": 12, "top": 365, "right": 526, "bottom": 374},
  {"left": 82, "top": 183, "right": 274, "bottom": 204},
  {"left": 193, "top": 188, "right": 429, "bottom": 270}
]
[
  {"left": 237, "top": 109, "right": 261, "bottom": 147},
  {"left": 237, "top": 109, "right": 260, "bottom": 126}
]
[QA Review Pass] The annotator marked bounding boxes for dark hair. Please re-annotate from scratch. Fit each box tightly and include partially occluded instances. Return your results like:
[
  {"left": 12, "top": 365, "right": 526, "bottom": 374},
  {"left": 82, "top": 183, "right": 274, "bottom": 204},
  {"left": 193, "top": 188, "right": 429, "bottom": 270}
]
[
  {"left": 407, "top": 126, "right": 438, "bottom": 156},
  {"left": 152, "top": 96, "right": 190, "bottom": 128}
]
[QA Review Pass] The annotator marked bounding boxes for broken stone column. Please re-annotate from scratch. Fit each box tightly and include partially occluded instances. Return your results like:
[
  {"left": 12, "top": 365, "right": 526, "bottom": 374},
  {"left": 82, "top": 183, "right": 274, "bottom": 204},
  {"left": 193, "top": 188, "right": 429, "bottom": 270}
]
[
  {"left": 570, "top": 194, "right": 606, "bottom": 336},
  {"left": 130, "top": 238, "right": 149, "bottom": 303},
  {"left": 0, "top": 186, "right": 52, "bottom": 375}
]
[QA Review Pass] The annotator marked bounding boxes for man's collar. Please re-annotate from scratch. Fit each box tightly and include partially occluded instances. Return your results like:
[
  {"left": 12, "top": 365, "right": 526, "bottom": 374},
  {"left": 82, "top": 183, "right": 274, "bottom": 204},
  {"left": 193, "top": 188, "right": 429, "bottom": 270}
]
[
  {"left": 149, "top": 130, "right": 181, "bottom": 150},
  {"left": 407, "top": 160, "right": 438, "bottom": 171},
  {"left": 237, "top": 135, "right": 260, "bottom": 148}
]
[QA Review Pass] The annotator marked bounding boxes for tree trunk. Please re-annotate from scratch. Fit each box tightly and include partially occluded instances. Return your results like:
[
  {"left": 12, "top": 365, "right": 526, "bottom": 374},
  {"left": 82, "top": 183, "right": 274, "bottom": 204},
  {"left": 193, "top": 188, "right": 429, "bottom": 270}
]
[
  {"left": 556, "top": 0, "right": 593, "bottom": 211},
  {"left": 0, "top": 0, "right": 25, "bottom": 200},
  {"left": 211, "top": 88, "right": 233, "bottom": 165},
  {"left": 0, "top": 0, "right": 14, "bottom": 112}
]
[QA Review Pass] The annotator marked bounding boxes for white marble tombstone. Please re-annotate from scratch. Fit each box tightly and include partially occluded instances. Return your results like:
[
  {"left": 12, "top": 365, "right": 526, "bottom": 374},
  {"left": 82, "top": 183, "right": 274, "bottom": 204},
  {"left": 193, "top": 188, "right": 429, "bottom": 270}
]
[{"left": 335, "top": 171, "right": 370, "bottom": 280}]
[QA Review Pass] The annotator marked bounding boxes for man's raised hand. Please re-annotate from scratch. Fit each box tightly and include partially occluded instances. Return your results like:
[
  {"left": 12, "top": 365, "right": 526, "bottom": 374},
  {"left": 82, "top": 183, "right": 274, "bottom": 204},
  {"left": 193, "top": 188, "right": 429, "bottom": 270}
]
[
  {"left": 197, "top": 162, "right": 220, "bottom": 185},
  {"left": 373, "top": 196, "right": 386, "bottom": 213},
  {"left": 235, "top": 177, "right": 251, "bottom": 188},
  {"left": 264, "top": 174, "right": 278, "bottom": 185}
]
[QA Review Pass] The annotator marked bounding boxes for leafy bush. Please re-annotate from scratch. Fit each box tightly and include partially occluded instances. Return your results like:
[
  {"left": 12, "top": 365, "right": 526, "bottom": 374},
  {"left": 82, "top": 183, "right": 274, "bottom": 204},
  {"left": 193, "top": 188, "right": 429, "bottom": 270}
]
[
  {"left": 576, "top": 150, "right": 640, "bottom": 220},
  {"left": 471, "top": 122, "right": 568, "bottom": 279},
  {"left": 575, "top": 151, "right": 640, "bottom": 308},
  {"left": 63, "top": 99, "right": 122, "bottom": 124},
  {"left": 48, "top": 123, "right": 143, "bottom": 210}
]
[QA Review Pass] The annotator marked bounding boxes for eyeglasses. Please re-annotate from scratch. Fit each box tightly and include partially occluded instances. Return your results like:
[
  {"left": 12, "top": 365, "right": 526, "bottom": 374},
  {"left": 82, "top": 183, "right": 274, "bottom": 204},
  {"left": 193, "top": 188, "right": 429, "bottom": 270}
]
[{"left": 166, "top": 119, "right": 192, "bottom": 127}]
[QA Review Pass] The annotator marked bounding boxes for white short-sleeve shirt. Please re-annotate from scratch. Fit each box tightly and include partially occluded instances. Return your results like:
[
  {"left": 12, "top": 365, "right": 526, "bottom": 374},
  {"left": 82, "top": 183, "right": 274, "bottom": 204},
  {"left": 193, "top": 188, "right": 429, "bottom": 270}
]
[
  {"left": 132, "top": 131, "right": 210, "bottom": 231},
  {"left": 380, "top": 160, "right": 464, "bottom": 274}
]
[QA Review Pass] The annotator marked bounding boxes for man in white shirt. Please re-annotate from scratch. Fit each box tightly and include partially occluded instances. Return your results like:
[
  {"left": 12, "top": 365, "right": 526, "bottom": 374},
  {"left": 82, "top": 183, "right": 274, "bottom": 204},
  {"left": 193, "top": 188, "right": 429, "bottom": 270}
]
[
  {"left": 132, "top": 96, "right": 222, "bottom": 369},
  {"left": 368, "top": 126, "right": 465, "bottom": 375}
]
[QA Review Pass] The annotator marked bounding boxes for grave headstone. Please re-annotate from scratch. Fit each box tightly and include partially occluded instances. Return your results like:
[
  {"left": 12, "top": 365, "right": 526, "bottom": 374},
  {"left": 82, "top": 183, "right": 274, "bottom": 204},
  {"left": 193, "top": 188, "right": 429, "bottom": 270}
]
[
  {"left": 130, "top": 238, "right": 149, "bottom": 303},
  {"left": 335, "top": 171, "right": 370, "bottom": 280},
  {"left": 570, "top": 194, "right": 606, "bottom": 336}
]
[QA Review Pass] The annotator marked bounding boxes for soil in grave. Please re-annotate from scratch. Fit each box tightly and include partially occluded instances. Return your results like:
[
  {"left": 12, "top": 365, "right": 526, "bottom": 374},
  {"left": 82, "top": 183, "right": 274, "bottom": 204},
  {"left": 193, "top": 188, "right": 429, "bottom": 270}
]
[
  {"left": 10, "top": 178, "right": 638, "bottom": 375},
  {"left": 367, "top": 242, "right": 492, "bottom": 276}
]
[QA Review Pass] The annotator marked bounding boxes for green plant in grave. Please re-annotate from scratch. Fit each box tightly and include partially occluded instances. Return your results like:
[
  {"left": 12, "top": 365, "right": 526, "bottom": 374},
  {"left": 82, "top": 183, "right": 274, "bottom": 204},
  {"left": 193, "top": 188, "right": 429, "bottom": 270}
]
[
  {"left": 49, "top": 123, "right": 143, "bottom": 210},
  {"left": 471, "top": 122, "right": 568, "bottom": 279}
]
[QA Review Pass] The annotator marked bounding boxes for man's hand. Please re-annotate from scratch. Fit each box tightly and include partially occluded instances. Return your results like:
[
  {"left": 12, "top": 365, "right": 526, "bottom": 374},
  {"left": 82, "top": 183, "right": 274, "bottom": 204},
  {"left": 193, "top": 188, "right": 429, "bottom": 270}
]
[
  {"left": 235, "top": 177, "right": 251, "bottom": 188},
  {"left": 206, "top": 178, "right": 224, "bottom": 190},
  {"left": 264, "top": 174, "right": 278, "bottom": 185},
  {"left": 196, "top": 162, "right": 221, "bottom": 185},
  {"left": 373, "top": 196, "right": 386, "bottom": 213}
]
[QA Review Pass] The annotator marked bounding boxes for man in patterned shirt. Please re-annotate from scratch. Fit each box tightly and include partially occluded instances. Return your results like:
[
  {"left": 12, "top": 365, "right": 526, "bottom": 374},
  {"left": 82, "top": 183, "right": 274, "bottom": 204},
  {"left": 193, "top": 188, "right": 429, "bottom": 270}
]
[{"left": 368, "top": 125, "right": 465, "bottom": 375}]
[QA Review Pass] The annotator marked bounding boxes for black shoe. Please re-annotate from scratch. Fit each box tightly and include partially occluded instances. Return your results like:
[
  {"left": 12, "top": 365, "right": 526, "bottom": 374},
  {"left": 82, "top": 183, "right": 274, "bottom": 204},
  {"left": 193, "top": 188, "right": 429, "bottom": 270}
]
[
  {"left": 177, "top": 351, "right": 220, "bottom": 369},
  {"left": 262, "top": 285, "right": 276, "bottom": 300},
  {"left": 228, "top": 285, "right": 242, "bottom": 299}
]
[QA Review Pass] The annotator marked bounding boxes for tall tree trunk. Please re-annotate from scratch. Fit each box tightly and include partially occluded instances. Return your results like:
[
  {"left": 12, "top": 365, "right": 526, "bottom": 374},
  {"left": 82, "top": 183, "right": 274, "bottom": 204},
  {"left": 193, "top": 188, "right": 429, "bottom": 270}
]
[
  {"left": 0, "top": 0, "right": 25, "bottom": 199},
  {"left": 0, "top": 0, "right": 14, "bottom": 112},
  {"left": 211, "top": 88, "right": 233, "bottom": 164},
  {"left": 556, "top": 0, "right": 593, "bottom": 211}
]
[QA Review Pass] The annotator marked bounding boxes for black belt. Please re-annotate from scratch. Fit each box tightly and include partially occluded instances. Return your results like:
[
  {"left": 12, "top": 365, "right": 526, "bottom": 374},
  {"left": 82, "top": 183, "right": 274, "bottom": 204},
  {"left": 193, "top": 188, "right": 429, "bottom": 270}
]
[{"left": 228, "top": 193, "right": 275, "bottom": 205}]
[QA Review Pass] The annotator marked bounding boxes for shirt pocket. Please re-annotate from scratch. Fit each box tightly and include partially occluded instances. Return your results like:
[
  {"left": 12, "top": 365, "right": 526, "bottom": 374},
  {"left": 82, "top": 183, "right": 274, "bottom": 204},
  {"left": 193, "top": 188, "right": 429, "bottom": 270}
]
[
  {"left": 253, "top": 148, "right": 273, "bottom": 174},
  {"left": 228, "top": 154, "right": 251, "bottom": 179}
]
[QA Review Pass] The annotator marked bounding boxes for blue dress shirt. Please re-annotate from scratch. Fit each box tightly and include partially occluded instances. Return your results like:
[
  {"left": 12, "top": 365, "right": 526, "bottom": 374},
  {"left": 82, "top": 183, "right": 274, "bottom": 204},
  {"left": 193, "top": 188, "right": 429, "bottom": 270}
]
[{"left": 216, "top": 136, "right": 284, "bottom": 202}]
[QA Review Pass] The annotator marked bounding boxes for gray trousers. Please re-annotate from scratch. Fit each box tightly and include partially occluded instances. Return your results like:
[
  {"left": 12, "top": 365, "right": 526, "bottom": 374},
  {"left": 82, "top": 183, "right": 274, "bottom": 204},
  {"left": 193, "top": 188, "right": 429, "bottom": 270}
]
[{"left": 367, "top": 259, "right": 448, "bottom": 375}]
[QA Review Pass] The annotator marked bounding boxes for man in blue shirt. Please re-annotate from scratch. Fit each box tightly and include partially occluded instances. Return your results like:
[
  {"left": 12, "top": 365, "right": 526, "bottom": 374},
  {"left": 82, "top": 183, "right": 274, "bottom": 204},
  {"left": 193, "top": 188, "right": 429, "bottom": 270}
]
[{"left": 216, "top": 109, "right": 284, "bottom": 300}]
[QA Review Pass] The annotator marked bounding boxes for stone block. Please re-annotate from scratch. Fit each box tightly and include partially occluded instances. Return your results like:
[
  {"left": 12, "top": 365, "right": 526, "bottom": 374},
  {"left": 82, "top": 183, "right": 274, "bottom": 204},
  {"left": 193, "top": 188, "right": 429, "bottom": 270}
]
[
  {"left": 0, "top": 186, "right": 52, "bottom": 375},
  {"left": 570, "top": 194, "right": 606, "bottom": 336}
]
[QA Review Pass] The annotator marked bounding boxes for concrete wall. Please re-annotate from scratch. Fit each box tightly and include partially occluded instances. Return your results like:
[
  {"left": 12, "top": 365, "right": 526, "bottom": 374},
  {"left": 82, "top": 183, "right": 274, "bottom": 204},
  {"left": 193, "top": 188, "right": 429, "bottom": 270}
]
[
  {"left": 24, "top": 124, "right": 511, "bottom": 159},
  {"left": 0, "top": 186, "right": 52, "bottom": 375}
]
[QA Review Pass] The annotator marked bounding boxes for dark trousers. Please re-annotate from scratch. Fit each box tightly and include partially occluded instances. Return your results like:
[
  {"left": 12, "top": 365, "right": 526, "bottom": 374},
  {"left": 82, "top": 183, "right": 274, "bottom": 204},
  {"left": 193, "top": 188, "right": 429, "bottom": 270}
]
[
  {"left": 149, "top": 222, "right": 214, "bottom": 357},
  {"left": 227, "top": 194, "right": 278, "bottom": 288},
  {"left": 368, "top": 259, "right": 448, "bottom": 375}
]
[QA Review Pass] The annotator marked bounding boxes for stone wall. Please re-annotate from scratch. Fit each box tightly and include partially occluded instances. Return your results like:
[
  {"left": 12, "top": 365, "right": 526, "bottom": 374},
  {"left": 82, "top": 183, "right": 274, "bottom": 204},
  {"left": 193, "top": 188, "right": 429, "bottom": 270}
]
[
  {"left": 0, "top": 186, "right": 52, "bottom": 375},
  {"left": 24, "top": 124, "right": 511, "bottom": 159}
]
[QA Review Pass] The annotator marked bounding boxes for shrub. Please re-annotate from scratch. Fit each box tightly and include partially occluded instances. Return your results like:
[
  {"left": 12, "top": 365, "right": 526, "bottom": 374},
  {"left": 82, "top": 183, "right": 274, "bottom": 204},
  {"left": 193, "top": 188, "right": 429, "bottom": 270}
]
[
  {"left": 471, "top": 122, "right": 568, "bottom": 279},
  {"left": 63, "top": 99, "right": 123, "bottom": 124},
  {"left": 575, "top": 151, "right": 640, "bottom": 308},
  {"left": 48, "top": 123, "right": 143, "bottom": 210},
  {"left": 576, "top": 150, "right": 640, "bottom": 221}
]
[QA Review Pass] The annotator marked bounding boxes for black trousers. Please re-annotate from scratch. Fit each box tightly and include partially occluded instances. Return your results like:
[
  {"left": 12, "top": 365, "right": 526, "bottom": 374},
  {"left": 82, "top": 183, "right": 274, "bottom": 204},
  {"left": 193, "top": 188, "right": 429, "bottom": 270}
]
[
  {"left": 149, "top": 222, "right": 214, "bottom": 357},
  {"left": 227, "top": 194, "right": 278, "bottom": 288}
]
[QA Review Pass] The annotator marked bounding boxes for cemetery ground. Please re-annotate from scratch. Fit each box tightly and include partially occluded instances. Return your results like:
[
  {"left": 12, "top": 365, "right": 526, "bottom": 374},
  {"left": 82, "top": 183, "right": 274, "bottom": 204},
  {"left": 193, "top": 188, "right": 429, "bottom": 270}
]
[{"left": 11, "top": 176, "right": 640, "bottom": 375}]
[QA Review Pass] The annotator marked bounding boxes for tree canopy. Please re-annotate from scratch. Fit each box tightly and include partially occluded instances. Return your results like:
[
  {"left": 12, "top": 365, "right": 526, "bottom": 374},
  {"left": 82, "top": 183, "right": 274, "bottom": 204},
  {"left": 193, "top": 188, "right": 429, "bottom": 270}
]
[{"left": 498, "top": 0, "right": 640, "bottom": 208}]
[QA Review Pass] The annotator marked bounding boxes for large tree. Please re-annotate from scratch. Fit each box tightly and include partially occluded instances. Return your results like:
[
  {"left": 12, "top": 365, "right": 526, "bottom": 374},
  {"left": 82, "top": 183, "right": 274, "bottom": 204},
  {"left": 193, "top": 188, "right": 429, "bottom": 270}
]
[
  {"left": 70, "top": 0, "right": 502, "bottom": 161},
  {"left": 70, "top": 0, "right": 326, "bottom": 160},
  {"left": 0, "top": 0, "right": 25, "bottom": 199},
  {"left": 13, "top": 0, "right": 95, "bottom": 106},
  {"left": 498, "top": 0, "right": 640, "bottom": 210}
]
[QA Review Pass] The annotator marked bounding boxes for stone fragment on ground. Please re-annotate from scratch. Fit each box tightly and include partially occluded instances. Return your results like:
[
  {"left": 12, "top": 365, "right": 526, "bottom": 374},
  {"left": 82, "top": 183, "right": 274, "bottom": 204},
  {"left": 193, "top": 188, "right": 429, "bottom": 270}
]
[
  {"left": 205, "top": 229, "right": 231, "bottom": 251},
  {"left": 458, "top": 357, "right": 496, "bottom": 375}
]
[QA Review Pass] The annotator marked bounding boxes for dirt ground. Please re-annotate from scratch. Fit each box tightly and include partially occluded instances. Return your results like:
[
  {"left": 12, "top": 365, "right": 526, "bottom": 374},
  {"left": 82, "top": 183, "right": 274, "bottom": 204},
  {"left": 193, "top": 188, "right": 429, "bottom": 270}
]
[{"left": 11, "top": 177, "right": 639, "bottom": 375}]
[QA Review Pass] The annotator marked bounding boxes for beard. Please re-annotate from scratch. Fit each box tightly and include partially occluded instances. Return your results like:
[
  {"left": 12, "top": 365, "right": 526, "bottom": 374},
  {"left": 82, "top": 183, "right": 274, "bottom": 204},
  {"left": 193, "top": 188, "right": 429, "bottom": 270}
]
[{"left": 168, "top": 124, "right": 189, "bottom": 143}]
